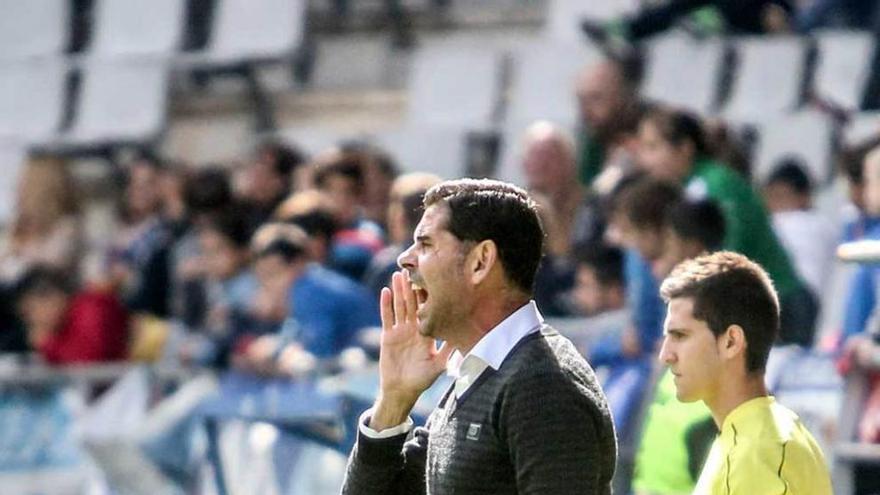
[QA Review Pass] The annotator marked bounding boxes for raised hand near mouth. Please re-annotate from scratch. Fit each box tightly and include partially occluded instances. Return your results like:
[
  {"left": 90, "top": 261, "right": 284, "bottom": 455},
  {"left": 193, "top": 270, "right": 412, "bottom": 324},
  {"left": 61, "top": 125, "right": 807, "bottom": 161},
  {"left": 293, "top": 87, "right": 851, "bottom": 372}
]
[{"left": 370, "top": 270, "right": 453, "bottom": 431}]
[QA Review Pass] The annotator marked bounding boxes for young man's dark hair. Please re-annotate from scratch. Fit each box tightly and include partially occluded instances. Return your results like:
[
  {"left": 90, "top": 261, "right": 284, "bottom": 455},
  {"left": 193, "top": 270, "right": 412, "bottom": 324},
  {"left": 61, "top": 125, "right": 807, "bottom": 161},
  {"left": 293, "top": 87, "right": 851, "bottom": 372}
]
[
  {"left": 256, "top": 139, "right": 307, "bottom": 178},
  {"left": 184, "top": 167, "right": 233, "bottom": 216},
  {"left": 202, "top": 205, "right": 254, "bottom": 249},
  {"left": 314, "top": 152, "right": 367, "bottom": 196},
  {"left": 641, "top": 107, "right": 710, "bottom": 157},
  {"left": 617, "top": 177, "right": 682, "bottom": 230},
  {"left": 575, "top": 243, "right": 625, "bottom": 288},
  {"left": 16, "top": 266, "right": 72, "bottom": 301},
  {"left": 423, "top": 178, "right": 544, "bottom": 294},
  {"left": 660, "top": 251, "right": 779, "bottom": 372},
  {"left": 251, "top": 223, "right": 310, "bottom": 263},
  {"left": 766, "top": 156, "right": 812, "bottom": 196},
  {"left": 667, "top": 199, "right": 726, "bottom": 252}
]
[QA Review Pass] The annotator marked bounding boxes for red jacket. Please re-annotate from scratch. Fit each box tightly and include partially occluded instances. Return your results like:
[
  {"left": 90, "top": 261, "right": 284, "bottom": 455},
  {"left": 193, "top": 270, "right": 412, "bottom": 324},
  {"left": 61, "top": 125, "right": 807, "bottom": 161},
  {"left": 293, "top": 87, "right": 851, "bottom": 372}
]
[{"left": 37, "top": 291, "right": 129, "bottom": 365}]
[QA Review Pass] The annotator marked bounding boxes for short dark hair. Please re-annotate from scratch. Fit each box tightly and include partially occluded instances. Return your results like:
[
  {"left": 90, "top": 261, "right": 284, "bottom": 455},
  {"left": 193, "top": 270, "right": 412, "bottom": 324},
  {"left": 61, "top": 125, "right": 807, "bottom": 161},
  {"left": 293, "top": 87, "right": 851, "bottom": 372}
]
[
  {"left": 314, "top": 152, "right": 366, "bottom": 195},
  {"left": 575, "top": 244, "right": 624, "bottom": 287},
  {"left": 642, "top": 107, "right": 709, "bottom": 156},
  {"left": 184, "top": 167, "right": 233, "bottom": 215},
  {"left": 617, "top": 177, "right": 682, "bottom": 230},
  {"left": 16, "top": 266, "right": 72, "bottom": 301},
  {"left": 766, "top": 156, "right": 812, "bottom": 195},
  {"left": 660, "top": 251, "right": 779, "bottom": 372},
  {"left": 251, "top": 223, "right": 309, "bottom": 263},
  {"left": 839, "top": 136, "right": 880, "bottom": 186},
  {"left": 424, "top": 179, "right": 544, "bottom": 294},
  {"left": 257, "top": 139, "right": 307, "bottom": 178},
  {"left": 202, "top": 206, "right": 253, "bottom": 249},
  {"left": 667, "top": 199, "right": 726, "bottom": 251}
]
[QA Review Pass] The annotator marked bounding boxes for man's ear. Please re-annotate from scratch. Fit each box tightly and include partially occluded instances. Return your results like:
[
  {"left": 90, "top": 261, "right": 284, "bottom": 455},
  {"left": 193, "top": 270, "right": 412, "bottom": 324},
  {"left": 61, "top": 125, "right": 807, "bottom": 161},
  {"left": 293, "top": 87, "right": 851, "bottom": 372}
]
[
  {"left": 720, "top": 324, "right": 747, "bottom": 363},
  {"left": 468, "top": 240, "right": 498, "bottom": 285}
]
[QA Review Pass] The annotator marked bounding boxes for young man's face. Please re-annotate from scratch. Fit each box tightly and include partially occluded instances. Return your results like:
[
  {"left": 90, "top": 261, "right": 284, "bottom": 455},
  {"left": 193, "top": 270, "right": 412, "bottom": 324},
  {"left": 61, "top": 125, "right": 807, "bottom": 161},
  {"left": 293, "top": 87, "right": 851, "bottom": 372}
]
[
  {"left": 19, "top": 290, "right": 68, "bottom": 332},
  {"left": 321, "top": 174, "right": 360, "bottom": 227},
  {"left": 659, "top": 297, "right": 724, "bottom": 404},
  {"left": 613, "top": 213, "right": 665, "bottom": 261},
  {"left": 574, "top": 265, "right": 619, "bottom": 316},
  {"left": 199, "top": 229, "right": 246, "bottom": 281},
  {"left": 636, "top": 121, "right": 692, "bottom": 184},
  {"left": 397, "top": 204, "right": 472, "bottom": 339}
]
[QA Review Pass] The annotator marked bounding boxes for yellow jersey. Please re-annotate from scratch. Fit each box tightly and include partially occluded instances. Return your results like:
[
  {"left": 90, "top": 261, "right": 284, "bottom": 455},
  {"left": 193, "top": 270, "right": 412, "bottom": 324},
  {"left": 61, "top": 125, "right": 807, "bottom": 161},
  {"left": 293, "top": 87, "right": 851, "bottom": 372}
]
[{"left": 693, "top": 396, "right": 832, "bottom": 495}]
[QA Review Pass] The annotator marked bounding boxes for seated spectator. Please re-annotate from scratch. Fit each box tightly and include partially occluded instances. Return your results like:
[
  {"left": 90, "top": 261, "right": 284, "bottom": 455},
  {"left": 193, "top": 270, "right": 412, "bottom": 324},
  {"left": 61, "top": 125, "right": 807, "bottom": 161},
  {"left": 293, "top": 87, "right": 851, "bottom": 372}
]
[
  {"left": 236, "top": 224, "right": 380, "bottom": 377},
  {"left": 16, "top": 266, "right": 128, "bottom": 365},
  {"left": 177, "top": 206, "right": 265, "bottom": 368},
  {"left": 274, "top": 189, "right": 339, "bottom": 266},
  {"left": 168, "top": 167, "right": 236, "bottom": 328},
  {"left": 636, "top": 107, "right": 816, "bottom": 346},
  {"left": 0, "top": 155, "right": 83, "bottom": 352},
  {"left": 363, "top": 172, "right": 441, "bottom": 298},
  {"left": 575, "top": 58, "right": 642, "bottom": 187},
  {"left": 338, "top": 141, "right": 401, "bottom": 231},
  {"left": 313, "top": 151, "right": 386, "bottom": 280},
  {"left": 106, "top": 154, "right": 174, "bottom": 318},
  {"left": 521, "top": 121, "right": 606, "bottom": 252},
  {"left": 842, "top": 145, "right": 880, "bottom": 348},
  {"left": 840, "top": 137, "right": 880, "bottom": 242},
  {"left": 581, "top": 0, "right": 793, "bottom": 48},
  {"left": 762, "top": 157, "right": 837, "bottom": 298},
  {"left": 572, "top": 244, "right": 627, "bottom": 318},
  {"left": 236, "top": 140, "right": 307, "bottom": 232},
  {"left": 654, "top": 198, "right": 727, "bottom": 280}
]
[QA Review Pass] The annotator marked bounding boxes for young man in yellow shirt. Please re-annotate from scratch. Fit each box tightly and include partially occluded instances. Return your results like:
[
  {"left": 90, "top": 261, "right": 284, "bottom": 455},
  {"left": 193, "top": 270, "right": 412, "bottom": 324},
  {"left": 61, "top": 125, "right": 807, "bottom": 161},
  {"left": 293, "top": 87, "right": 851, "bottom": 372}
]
[{"left": 658, "top": 251, "right": 832, "bottom": 495}]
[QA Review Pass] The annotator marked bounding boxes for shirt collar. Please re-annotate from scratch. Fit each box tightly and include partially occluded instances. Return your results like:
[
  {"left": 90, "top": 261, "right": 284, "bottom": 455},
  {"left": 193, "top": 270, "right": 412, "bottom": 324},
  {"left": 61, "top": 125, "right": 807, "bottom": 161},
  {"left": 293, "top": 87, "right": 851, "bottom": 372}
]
[{"left": 447, "top": 301, "right": 544, "bottom": 379}]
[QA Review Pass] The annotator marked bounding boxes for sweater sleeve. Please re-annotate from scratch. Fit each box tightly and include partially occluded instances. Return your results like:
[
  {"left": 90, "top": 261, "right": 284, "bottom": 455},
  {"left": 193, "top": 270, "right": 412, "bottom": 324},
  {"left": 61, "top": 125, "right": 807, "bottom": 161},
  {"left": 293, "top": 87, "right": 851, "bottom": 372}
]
[
  {"left": 500, "top": 366, "right": 614, "bottom": 494},
  {"left": 341, "top": 411, "right": 429, "bottom": 495}
]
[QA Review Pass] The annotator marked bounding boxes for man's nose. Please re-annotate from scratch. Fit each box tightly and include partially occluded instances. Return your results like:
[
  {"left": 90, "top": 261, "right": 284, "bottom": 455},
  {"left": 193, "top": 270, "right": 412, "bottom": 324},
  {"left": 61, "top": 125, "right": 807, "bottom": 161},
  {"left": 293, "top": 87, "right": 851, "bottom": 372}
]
[{"left": 398, "top": 244, "right": 416, "bottom": 271}]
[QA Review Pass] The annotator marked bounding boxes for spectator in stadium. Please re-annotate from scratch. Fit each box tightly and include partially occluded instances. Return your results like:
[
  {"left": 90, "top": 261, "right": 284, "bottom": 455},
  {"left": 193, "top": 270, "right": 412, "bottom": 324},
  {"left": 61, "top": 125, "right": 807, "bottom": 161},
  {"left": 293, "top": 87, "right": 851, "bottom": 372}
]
[
  {"left": 632, "top": 199, "right": 724, "bottom": 495},
  {"left": 841, "top": 145, "right": 880, "bottom": 348},
  {"left": 636, "top": 107, "right": 816, "bottom": 346},
  {"left": 575, "top": 58, "right": 641, "bottom": 187},
  {"left": 571, "top": 244, "right": 627, "bottom": 319},
  {"left": 840, "top": 136, "right": 880, "bottom": 242},
  {"left": 168, "top": 167, "right": 235, "bottom": 329},
  {"left": 274, "top": 189, "right": 339, "bottom": 266},
  {"left": 581, "top": 0, "right": 794, "bottom": 48},
  {"left": 762, "top": 157, "right": 836, "bottom": 298},
  {"left": 16, "top": 265, "right": 128, "bottom": 365},
  {"left": 314, "top": 150, "right": 386, "bottom": 281},
  {"left": 106, "top": 154, "right": 174, "bottom": 318},
  {"left": 236, "top": 223, "right": 379, "bottom": 377},
  {"left": 521, "top": 121, "right": 606, "bottom": 253},
  {"left": 176, "top": 206, "right": 264, "bottom": 368},
  {"left": 658, "top": 251, "right": 833, "bottom": 494},
  {"left": 0, "top": 155, "right": 83, "bottom": 352},
  {"left": 342, "top": 179, "right": 616, "bottom": 494},
  {"left": 0, "top": 155, "right": 82, "bottom": 284},
  {"left": 237, "top": 140, "right": 307, "bottom": 232},
  {"left": 339, "top": 141, "right": 401, "bottom": 231},
  {"left": 654, "top": 197, "right": 727, "bottom": 280},
  {"left": 363, "top": 172, "right": 441, "bottom": 298}
]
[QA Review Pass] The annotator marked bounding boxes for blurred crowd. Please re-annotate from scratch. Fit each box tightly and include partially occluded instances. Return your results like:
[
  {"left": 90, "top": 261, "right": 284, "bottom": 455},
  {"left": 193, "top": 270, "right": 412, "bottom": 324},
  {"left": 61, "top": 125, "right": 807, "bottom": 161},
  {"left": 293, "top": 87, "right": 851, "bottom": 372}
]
[{"left": 2, "top": 0, "right": 880, "bottom": 493}]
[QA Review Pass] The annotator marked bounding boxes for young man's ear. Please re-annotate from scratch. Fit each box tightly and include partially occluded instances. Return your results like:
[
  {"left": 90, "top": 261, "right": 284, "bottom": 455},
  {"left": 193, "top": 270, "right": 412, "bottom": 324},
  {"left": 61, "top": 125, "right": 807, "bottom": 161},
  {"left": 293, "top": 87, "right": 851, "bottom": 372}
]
[
  {"left": 720, "top": 324, "right": 747, "bottom": 362},
  {"left": 468, "top": 240, "right": 498, "bottom": 285}
]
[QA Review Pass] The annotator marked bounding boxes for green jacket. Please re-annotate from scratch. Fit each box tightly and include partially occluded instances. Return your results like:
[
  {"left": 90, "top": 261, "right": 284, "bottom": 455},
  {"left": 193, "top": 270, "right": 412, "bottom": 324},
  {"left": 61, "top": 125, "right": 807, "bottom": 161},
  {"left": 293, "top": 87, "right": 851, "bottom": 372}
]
[{"left": 685, "top": 158, "right": 802, "bottom": 297}]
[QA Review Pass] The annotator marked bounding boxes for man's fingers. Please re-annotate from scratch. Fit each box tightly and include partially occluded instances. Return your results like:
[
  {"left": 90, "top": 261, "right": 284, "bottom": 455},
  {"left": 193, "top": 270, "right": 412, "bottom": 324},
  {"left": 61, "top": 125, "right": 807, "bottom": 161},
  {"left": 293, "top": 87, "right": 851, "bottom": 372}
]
[
  {"left": 392, "top": 272, "right": 407, "bottom": 326},
  {"left": 380, "top": 287, "right": 393, "bottom": 332},
  {"left": 402, "top": 271, "right": 418, "bottom": 322}
]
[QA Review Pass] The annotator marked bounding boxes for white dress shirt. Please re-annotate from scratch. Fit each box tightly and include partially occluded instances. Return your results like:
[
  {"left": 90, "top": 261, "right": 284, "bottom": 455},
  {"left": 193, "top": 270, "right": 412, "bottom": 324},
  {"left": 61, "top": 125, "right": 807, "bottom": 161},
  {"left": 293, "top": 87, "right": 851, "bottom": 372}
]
[{"left": 361, "top": 301, "right": 544, "bottom": 438}]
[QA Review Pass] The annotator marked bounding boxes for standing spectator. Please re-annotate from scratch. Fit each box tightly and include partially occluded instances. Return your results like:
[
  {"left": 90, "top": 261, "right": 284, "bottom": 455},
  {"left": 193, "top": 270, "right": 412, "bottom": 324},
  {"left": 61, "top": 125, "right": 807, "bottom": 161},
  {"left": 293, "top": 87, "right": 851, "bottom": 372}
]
[
  {"left": 314, "top": 151, "right": 386, "bottom": 281},
  {"left": 16, "top": 266, "right": 128, "bottom": 365},
  {"left": 237, "top": 140, "right": 307, "bottom": 232},
  {"left": 237, "top": 223, "right": 379, "bottom": 376},
  {"left": 636, "top": 107, "right": 815, "bottom": 346},
  {"left": 106, "top": 156, "right": 173, "bottom": 318},
  {"left": 363, "top": 172, "right": 441, "bottom": 298},
  {"left": 575, "top": 59, "right": 641, "bottom": 186},
  {"left": 762, "top": 157, "right": 837, "bottom": 298},
  {"left": 521, "top": 121, "right": 606, "bottom": 252}
]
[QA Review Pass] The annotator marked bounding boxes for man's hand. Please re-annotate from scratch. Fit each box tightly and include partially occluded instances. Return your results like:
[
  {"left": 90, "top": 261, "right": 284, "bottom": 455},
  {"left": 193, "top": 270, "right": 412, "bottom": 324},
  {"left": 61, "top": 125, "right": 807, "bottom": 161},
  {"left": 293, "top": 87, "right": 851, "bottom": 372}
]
[{"left": 370, "top": 271, "right": 453, "bottom": 431}]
